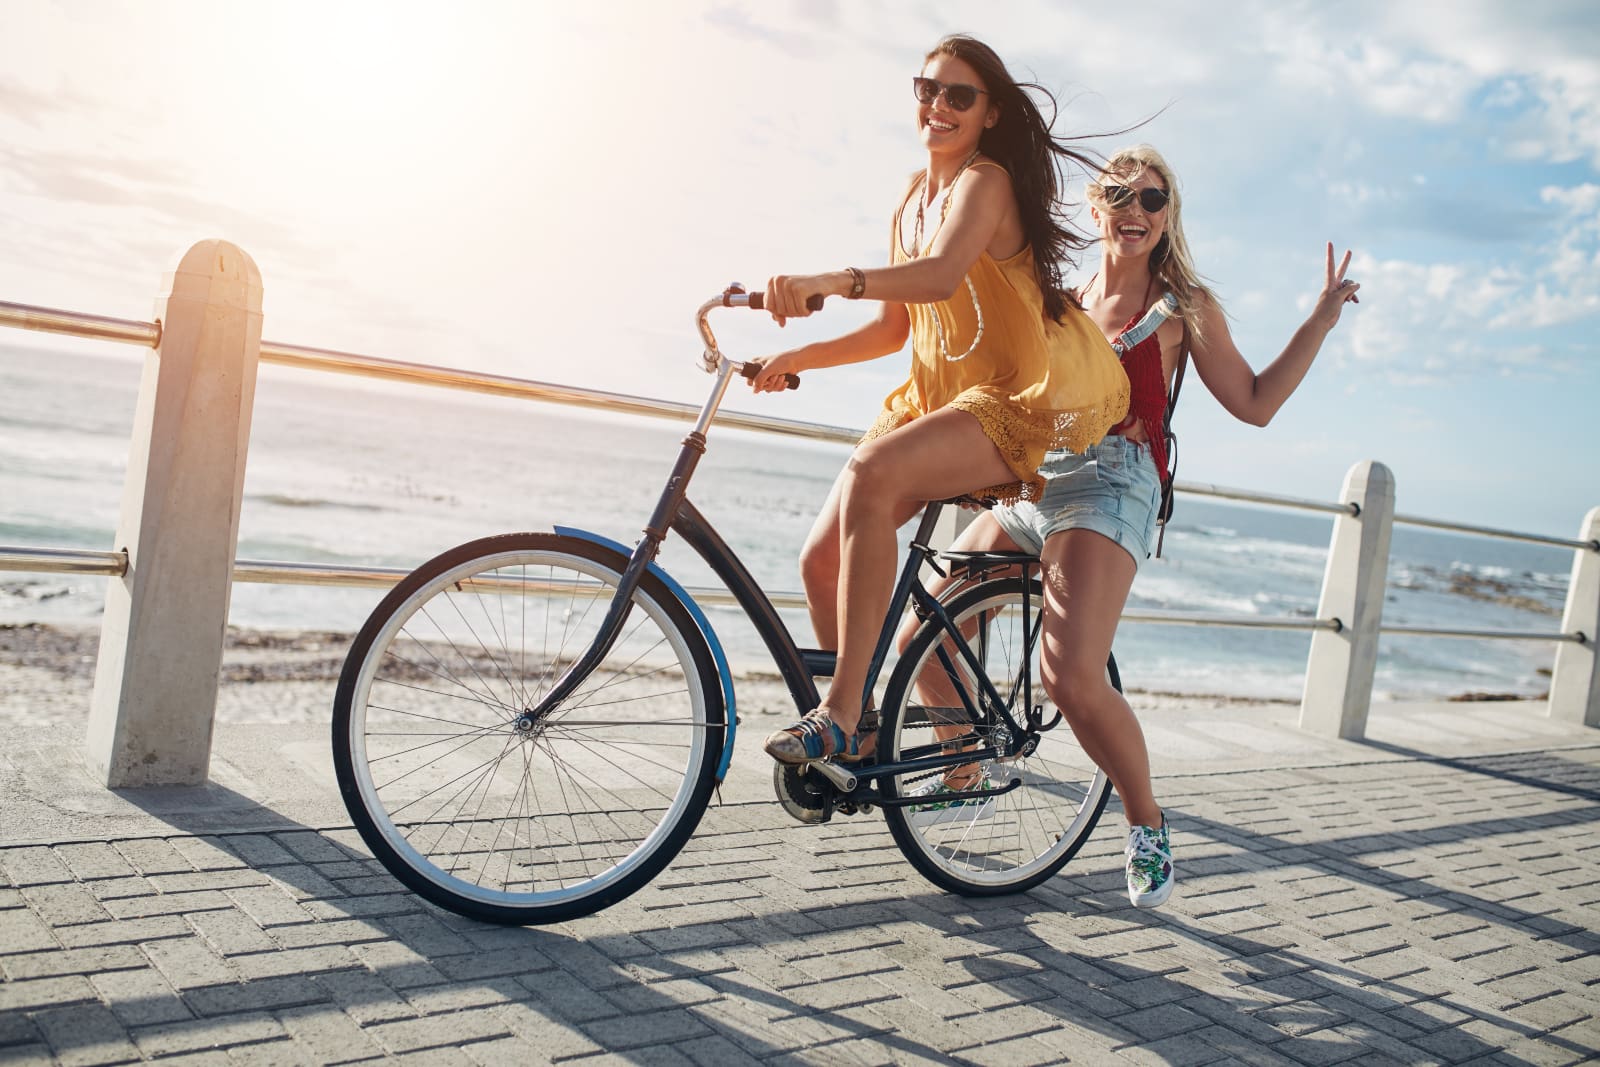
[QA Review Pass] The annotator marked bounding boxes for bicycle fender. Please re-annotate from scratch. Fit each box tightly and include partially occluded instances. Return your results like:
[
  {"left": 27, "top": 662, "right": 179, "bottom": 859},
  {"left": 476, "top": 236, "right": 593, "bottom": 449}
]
[{"left": 553, "top": 526, "right": 737, "bottom": 782}]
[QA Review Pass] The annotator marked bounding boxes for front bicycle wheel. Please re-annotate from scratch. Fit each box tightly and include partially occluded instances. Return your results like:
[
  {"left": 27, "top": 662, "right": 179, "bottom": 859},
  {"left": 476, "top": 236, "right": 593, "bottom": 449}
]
[
  {"left": 881, "top": 575, "right": 1114, "bottom": 896},
  {"left": 332, "top": 533, "right": 724, "bottom": 925}
]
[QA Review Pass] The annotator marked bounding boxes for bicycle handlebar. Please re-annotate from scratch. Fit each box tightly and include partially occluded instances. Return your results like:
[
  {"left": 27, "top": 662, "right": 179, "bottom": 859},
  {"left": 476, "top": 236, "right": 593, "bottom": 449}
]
[
  {"left": 740, "top": 292, "right": 826, "bottom": 314},
  {"left": 721, "top": 290, "right": 821, "bottom": 391}
]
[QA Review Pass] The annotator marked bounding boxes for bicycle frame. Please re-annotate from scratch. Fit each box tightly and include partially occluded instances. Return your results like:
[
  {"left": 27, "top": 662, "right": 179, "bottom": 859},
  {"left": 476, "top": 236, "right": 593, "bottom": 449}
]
[{"left": 530, "top": 289, "right": 1039, "bottom": 784}]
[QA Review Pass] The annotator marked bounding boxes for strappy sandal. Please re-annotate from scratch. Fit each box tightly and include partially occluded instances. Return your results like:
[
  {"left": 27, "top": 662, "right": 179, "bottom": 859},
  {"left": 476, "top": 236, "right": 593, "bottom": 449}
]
[{"left": 764, "top": 708, "right": 878, "bottom": 765}]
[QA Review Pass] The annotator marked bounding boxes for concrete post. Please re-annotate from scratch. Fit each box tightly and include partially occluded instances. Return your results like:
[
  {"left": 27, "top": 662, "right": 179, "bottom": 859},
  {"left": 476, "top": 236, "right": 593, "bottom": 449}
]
[
  {"left": 1548, "top": 507, "right": 1600, "bottom": 728},
  {"left": 1299, "top": 461, "right": 1395, "bottom": 740},
  {"left": 87, "top": 241, "right": 263, "bottom": 787}
]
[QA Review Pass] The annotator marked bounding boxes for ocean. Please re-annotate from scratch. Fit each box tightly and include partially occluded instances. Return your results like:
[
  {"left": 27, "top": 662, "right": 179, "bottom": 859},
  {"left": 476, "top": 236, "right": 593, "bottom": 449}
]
[{"left": 0, "top": 341, "right": 1575, "bottom": 702}]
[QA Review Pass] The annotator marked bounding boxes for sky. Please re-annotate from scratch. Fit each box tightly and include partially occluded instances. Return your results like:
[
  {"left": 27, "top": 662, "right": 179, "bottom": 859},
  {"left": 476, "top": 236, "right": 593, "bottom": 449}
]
[{"left": 2, "top": 0, "right": 1597, "bottom": 538}]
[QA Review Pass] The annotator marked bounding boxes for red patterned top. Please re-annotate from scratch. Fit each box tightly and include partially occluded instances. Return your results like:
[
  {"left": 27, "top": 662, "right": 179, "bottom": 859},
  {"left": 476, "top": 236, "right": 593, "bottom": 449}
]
[{"left": 1107, "top": 293, "right": 1178, "bottom": 478}]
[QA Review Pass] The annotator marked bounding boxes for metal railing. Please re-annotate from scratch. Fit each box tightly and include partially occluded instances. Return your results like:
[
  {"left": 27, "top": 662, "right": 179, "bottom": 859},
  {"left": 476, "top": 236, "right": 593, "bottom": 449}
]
[
  {"left": 3, "top": 281, "right": 1600, "bottom": 758},
  {"left": 1, "top": 296, "right": 1591, "bottom": 639}
]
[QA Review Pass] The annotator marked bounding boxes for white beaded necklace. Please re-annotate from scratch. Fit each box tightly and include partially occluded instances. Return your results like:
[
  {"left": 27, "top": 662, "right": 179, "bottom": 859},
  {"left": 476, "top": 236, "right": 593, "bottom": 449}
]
[{"left": 911, "top": 152, "right": 984, "bottom": 363}]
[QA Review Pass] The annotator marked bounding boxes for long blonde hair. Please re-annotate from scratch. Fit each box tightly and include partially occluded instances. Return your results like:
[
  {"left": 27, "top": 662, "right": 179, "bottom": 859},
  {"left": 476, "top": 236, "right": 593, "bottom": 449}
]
[{"left": 1086, "top": 144, "right": 1221, "bottom": 342}]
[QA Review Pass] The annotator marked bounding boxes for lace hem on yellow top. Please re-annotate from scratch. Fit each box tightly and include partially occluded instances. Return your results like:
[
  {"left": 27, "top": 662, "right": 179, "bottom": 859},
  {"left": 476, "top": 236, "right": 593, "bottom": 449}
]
[{"left": 865, "top": 161, "right": 1130, "bottom": 503}]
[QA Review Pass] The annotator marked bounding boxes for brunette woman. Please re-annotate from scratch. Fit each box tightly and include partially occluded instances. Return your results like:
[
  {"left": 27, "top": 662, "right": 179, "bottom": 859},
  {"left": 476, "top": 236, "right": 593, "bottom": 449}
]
[{"left": 746, "top": 35, "right": 1130, "bottom": 765}]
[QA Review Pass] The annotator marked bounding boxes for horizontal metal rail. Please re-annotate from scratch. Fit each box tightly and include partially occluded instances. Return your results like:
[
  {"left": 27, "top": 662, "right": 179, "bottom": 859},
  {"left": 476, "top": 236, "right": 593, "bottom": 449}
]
[
  {"left": 1378, "top": 623, "right": 1587, "bottom": 643},
  {"left": 1120, "top": 609, "right": 1339, "bottom": 631},
  {"left": 0, "top": 300, "right": 159, "bottom": 348},
  {"left": 1169, "top": 480, "right": 1357, "bottom": 517},
  {"left": 1394, "top": 511, "right": 1599, "bottom": 553},
  {"left": 0, "top": 546, "right": 126, "bottom": 576}
]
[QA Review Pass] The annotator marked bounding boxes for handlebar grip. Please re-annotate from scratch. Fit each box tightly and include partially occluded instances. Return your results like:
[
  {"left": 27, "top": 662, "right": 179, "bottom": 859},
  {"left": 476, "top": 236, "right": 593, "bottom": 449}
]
[
  {"left": 740, "top": 361, "right": 800, "bottom": 391},
  {"left": 746, "top": 292, "right": 826, "bottom": 313}
]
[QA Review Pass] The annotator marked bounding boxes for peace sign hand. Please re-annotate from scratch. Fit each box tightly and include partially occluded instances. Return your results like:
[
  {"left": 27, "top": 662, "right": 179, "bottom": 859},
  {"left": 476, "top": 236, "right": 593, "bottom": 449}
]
[{"left": 1313, "top": 243, "right": 1362, "bottom": 331}]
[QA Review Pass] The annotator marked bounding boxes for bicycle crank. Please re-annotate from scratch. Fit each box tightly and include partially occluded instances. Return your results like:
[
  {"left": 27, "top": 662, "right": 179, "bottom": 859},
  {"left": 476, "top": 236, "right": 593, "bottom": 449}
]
[{"left": 773, "top": 762, "right": 835, "bottom": 825}]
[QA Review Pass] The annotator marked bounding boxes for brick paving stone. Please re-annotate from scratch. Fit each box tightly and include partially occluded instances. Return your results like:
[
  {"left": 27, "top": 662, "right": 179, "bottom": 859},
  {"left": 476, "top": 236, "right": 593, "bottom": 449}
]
[
  {"left": 600, "top": 976, "right": 721, "bottom": 1015},
  {"left": 89, "top": 967, "right": 194, "bottom": 1027},
  {"left": 0, "top": 1010, "right": 41, "bottom": 1048},
  {"left": 433, "top": 946, "right": 555, "bottom": 982},
  {"left": 492, "top": 1001, "right": 606, "bottom": 1060},
  {"left": 0, "top": 847, "right": 74, "bottom": 887},
  {"left": 112, "top": 840, "right": 193, "bottom": 877},
  {"left": 130, "top": 1013, "right": 288, "bottom": 1059},
  {"left": 169, "top": 839, "right": 248, "bottom": 873},
  {"left": 31, "top": 1003, "right": 138, "bottom": 1067},
  {"left": 366, "top": 1007, "right": 511, "bottom": 1055},
  {"left": 231, "top": 944, "right": 361, "bottom": 981},
  {"left": 222, "top": 887, "right": 315, "bottom": 931},
  {"left": 220, "top": 837, "right": 297, "bottom": 869},
  {"left": 275, "top": 1004, "right": 388, "bottom": 1065},
  {"left": 0, "top": 975, "right": 99, "bottom": 1014},
  {"left": 263, "top": 865, "right": 341, "bottom": 902},
  {"left": 581, "top": 1007, "right": 713, "bottom": 1051},
  {"left": 52, "top": 915, "right": 190, "bottom": 949},
  {"left": 0, "top": 907, "right": 59, "bottom": 952},
  {"left": 185, "top": 910, "right": 278, "bottom": 957},
  {"left": 309, "top": 970, "right": 418, "bottom": 1026},
  {"left": 3, "top": 944, "right": 144, "bottom": 982},
  {"left": 53, "top": 844, "right": 136, "bottom": 883},
  {"left": 183, "top": 975, "right": 329, "bottom": 1018},
  {"left": 102, "top": 890, "right": 234, "bottom": 921},
  {"left": 141, "top": 938, "right": 239, "bottom": 991},
  {"left": 146, "top": 870, "right": 270, "bottom": 895},
  {"left": 274, "top": 832, "right": 353, "bottom": 866},
  {"left": 301, "top": 894, "right": 423, "bottom": 922},
  {"left": 19, "top": 883, "right": 110, "bottom": 929},
  {"left": 347, "top": 940, "right": 447, "bottom": 990}
]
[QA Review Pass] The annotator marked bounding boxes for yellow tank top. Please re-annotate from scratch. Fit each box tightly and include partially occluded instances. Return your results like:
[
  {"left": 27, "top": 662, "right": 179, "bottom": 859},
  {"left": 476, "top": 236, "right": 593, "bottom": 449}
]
[{"left": 863, "top": 161, "right": 1130, "bottom": 503}]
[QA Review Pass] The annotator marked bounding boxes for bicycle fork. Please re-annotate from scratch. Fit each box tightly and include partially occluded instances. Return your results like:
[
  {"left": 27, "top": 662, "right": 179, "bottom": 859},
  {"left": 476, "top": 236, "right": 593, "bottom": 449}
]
[{"left": 524, "top": 359, "right": 741, "bottom": 725}]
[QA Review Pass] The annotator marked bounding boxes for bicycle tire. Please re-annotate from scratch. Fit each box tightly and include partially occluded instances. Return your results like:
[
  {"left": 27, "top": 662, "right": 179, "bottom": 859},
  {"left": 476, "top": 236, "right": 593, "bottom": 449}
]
[
  {"left": 880, "top": 574, "right": 1114, "bottom": 896},
  {"left": 332, "top": 532, "right": 724, "bottom": 924}
]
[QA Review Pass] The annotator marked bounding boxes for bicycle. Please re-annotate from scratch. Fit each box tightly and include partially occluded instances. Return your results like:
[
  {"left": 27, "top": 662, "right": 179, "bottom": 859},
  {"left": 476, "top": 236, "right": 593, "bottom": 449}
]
[{"left": 332, "top": 286, "right": 1117, "bottom": 925}]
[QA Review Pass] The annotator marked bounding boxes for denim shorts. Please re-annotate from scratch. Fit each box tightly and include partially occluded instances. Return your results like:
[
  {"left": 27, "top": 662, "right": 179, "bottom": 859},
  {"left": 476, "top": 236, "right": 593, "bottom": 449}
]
[{"left": 992, "top": 435, "right": 1163, "bottom": 568}]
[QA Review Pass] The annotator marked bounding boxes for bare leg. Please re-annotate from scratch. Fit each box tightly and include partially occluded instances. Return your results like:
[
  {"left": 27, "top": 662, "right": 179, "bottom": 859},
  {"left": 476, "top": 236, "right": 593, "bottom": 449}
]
[
  {"left": 1037, "top": 529, "right": 1161, "bottom": 828},
  {"left": 823, "top": 409, "right": 1015, "bottom": 735},
  {"left": 797, "top": 472, "right": 847, "bottom": 650}
]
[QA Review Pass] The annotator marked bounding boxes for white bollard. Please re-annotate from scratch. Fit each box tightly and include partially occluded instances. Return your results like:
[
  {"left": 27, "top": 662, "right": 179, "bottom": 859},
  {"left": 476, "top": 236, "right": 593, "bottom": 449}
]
[
  {"left": 86, "top": 241, "right": 263, "bottom": 787},
  {"left": 1549, "top": 507, "right": 1600, "bottom": 728},
  {"left": 1299, "top": 461, "right": 1395, "bottom": 740}
]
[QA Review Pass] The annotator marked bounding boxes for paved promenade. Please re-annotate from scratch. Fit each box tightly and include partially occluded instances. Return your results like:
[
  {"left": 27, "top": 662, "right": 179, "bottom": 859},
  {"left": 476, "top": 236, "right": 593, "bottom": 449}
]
[{"left": 2, "top": 680, "right": 1599, "bottom": 1064}]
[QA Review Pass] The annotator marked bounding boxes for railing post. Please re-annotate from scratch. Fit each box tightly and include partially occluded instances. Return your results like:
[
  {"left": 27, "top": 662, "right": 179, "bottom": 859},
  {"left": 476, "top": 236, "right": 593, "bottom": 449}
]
[
  {"left": 1299, "top": 461, "right": 1395, "bottom": 739},
  {"left": 86, "top": 240, "right": 263, "bottom": 787},
  {"left": 1549, "top": 507, "right": 1600, "bottom": 728}
]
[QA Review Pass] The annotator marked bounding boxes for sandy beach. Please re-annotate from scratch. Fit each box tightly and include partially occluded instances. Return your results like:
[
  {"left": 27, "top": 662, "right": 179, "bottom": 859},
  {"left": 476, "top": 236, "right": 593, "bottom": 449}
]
[{"left": 0, "top": 620, "right": 1298, "bottom": 732}]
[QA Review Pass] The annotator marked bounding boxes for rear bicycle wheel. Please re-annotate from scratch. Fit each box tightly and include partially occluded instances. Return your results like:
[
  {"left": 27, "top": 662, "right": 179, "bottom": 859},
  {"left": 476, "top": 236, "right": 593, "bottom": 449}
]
[
  {"left": 332, "top": 532, "right": 724, "bottom": 924},
  {"left": 881, "top": 575, "right": 1113, "bottom": 895}
]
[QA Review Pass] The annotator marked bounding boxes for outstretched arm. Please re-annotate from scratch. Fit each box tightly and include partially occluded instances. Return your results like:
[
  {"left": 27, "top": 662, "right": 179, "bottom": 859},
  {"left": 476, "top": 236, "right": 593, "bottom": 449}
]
[
  {"left": 1191, "top": 243, "right": 1361, "bottom": 427},
  {"left": 761, "top": 165, "right": 1016, "bottom": 324}
]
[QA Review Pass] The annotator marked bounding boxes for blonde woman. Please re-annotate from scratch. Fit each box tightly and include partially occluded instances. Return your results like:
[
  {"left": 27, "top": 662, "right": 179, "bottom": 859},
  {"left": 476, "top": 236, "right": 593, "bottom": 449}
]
[{"left": 909, "top": 144, "right": 1361, "bottom": 909}]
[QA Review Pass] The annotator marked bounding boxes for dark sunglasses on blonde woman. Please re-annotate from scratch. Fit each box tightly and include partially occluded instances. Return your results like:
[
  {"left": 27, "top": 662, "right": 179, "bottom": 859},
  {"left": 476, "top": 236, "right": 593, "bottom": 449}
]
[
  {"left": 912, "top": 76, "right": 987, "bottom": 112},
  {"left": 1100, "top": 184, "right": 1170, "bottom": 213}
]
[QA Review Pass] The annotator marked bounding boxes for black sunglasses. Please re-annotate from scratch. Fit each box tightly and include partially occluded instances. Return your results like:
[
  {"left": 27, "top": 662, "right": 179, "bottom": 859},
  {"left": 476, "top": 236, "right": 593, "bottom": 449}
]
[
  {"left": 1099, "top": 184, "right": 1170, "bottom": 213},
  {"left": 912, "top": 76, "right": 988, "bottom": 113}
]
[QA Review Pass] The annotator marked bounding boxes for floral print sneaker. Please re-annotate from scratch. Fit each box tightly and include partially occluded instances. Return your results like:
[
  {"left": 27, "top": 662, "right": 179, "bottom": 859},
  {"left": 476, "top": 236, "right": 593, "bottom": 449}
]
[
  {"left": 1125, "top": 816, "right": 1174, "bottom": 909},
  {"left": 908, "top": 768, "right": 995, "bottom": 827}
]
